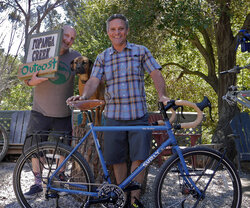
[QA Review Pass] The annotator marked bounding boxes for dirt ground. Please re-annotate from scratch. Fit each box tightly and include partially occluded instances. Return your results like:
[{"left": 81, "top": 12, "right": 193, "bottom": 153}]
[{"left": 0, "top": 157, "right": 250, "bottom": 208}]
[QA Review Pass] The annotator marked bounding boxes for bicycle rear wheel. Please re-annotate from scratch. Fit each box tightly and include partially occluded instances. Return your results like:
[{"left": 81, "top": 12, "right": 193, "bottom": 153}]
[
  {"left": 153, "top": 146, "right": 242, "bottom": 208},
  {"left": 0, "top": 124, "right": 8, "bottom": 162},
  {"left": 13, "top": 142, "right": 95, "bottom": 208}
]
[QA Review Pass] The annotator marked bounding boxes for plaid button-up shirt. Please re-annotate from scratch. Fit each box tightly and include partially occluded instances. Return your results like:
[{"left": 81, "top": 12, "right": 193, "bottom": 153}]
[{"left": 91, "top": 42, "right": 161, "bottom": 120}]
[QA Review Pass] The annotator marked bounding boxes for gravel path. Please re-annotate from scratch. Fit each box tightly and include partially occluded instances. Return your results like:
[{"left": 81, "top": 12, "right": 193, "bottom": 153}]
[{"left": 1, "top": 162, "right": 250, "bottom": 207}]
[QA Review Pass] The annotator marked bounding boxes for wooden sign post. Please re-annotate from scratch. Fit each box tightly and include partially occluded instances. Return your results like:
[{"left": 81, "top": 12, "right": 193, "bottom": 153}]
[{"left": 18, "top": 29, "right": 63, "bottom": 80}]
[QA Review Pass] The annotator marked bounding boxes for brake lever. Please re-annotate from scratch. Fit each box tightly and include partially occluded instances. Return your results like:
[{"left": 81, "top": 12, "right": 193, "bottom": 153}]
[
  {"left": 158, "top": 102, "right": 168, "bottom": 120},
  {"left": 172, "top": 105, "right": 185, "bottom": 119},
  {"left": 196, "top": 96, "right": 214, "bottom": 122}
]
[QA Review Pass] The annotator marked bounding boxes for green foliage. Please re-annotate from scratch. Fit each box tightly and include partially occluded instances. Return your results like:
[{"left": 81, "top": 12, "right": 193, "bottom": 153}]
[
  {"left": 158, "top": 0, "right": 212, "bottom": 38},
  {"left": 72, "top": 0, "right": 162, "bottom": 61},
  {"left": 0, "top": 51, "right": 21, "bottom": 95},
  {"left": 236, "top": 51, "right": 250, "bottom": 89},
  {"left": 0, "top": 83, "right": 32, "bottom": 110},
  {"left": 235, "top": 51, "right": 250, "bottom": 114},
  {"left": 0, "top": 48, "right": 32, "bottom": 111},
  {"left": 73, "top": 0, "right": 115, "bottom": 61}
]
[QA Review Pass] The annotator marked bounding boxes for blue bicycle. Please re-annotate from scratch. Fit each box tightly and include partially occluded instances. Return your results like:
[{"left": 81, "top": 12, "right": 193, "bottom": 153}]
[{"left": 13, "top": 98, "right": 242, "bottom": 207}]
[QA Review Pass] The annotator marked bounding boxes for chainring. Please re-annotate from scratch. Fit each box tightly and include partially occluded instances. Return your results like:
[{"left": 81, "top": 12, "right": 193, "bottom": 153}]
[{"left": 98, "top": 184, "right": 126, "bottom": 208}]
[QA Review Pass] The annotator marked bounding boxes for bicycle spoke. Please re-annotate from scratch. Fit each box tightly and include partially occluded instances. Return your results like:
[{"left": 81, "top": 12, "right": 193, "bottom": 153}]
[
  {"left": 13, "top": 142, "right": 94, "bottom": 208},
  {"left": 154, "top": 147, "right": 241, "bottom": 208}
]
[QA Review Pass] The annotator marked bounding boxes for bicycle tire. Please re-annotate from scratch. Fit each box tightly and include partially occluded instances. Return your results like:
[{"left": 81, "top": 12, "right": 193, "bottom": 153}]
[
  {"left": 0, "top": 124, "right": 9, "bottom": 162},
  {"left": 153, "top": 146, "right": 242, "bottom": 208},
  {"left": 13, "top": 142, "right": 95, "bottom": 208}
]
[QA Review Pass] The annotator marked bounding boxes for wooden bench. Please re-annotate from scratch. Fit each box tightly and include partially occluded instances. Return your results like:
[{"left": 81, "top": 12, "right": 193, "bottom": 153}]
[
  {"left": 0, "top": 110, "right": 30, "bottom": 155},
  {"left": 229, "top": 112, "right": 250, "bottom": 172},
  {"left": 0, "top": 110, "right": 14, "bottom": 137},
  {"left": 149, "top": 112, "right": 203, "bottom": 166},
  {"left": 9, "top": 111, "right": 30, "bottom": 154}
]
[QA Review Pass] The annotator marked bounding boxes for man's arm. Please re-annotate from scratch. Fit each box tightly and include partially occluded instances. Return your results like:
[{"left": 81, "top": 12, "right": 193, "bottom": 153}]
[
  {"left": 80, "top": 77, "right": 100, "bottom": 100},
  {"left": 66, "top": 77, "right": 100, "bottom": 103},
  {"left": 24, "top": 71, "right": 48, "bottom": 86},
  {"left": 150, "top": 69, "right": 170, "bottom": 104}
]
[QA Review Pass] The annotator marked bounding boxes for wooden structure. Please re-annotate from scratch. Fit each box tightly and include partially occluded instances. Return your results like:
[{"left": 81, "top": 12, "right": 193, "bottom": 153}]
[
  {"left": 149, "top": 111, "right": 203, "bottom": 166},
  {"left": 0, "top": 110, "right": 30, "bottom": 155}
]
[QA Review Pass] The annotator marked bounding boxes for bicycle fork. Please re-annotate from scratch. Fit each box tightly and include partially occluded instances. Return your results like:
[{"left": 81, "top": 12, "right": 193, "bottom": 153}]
[
  {"left": 194, "top": 149, "right": 228, "bottom": 206},
  {"left": 174, "top": 146, "right": 202, "bottom": 195},
  {"left": 175, "top": 146, "right": 228, "bottom": 207}
]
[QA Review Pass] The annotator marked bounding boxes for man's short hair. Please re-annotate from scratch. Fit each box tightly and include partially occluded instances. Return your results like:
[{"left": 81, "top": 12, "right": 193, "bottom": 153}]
[
  {"left": 62, "top": 25, "right": 76, "bottom": 37},
  {"left": 106, "top": 14, "right": 129, "bottom": 31}
]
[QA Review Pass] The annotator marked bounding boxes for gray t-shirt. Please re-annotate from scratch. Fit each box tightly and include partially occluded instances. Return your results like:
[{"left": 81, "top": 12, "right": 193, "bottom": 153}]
[{"left": 32, "top": 49, "right": 81, "bottom": 117}]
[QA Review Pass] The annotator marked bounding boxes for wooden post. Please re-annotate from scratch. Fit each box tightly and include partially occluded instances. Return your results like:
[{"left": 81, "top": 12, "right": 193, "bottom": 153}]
[{"left": 73, "top": 126, "right": 109, "bottom": 183}]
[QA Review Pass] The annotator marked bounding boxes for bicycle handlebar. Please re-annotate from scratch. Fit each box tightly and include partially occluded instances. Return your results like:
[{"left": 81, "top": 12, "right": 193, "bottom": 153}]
[
  {"left": 158, "top": 96, "right": 212, "bottom": 129},
  {"left": 220, "top": 64, "right": 250, "bottom": 74},
  {"left": 174, "top": 100, "right": 203, "bottom": 129}
]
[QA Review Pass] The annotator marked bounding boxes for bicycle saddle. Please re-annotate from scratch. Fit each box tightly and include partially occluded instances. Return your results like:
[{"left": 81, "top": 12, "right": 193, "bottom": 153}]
[{"left": 68, "top": 99, "right": 105, "bottom": 111}]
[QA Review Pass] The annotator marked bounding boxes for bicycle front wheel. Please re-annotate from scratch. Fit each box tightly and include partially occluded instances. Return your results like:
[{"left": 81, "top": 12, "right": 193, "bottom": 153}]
[
  {"left": 13, "top": 142, "right": 95, "bottom": 208},
  {"left": 0, "top": 124, "right": 9, "bottom": 162},
  {"left": 153, "top": 146, "right": 242, "bottom": 208}
]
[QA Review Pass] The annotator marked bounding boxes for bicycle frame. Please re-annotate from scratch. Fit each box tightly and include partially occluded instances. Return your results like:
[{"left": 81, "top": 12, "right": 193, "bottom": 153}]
[
  {"left": 237, "top": 90, "right": 250, "bottom": 108},
  {"left": 224, "top": 89, "right": 250, "bottom": 108},
  {"left": 47, "top": 118, "right": 202, "bottom": 198},
  {"left": 221, "top": 64, "right": 250, "bottom": 109}
]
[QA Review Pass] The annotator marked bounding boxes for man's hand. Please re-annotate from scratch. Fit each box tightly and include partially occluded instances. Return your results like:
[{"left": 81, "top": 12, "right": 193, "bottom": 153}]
[
  {"left": 66, "top": 95, "right": 87, "bottom": 105},
  {"left": 25, "top": 72, "right": 48, "bottom": 86},
  {"left": 159, "top": 95, "right": 171, "bottom": 105}
]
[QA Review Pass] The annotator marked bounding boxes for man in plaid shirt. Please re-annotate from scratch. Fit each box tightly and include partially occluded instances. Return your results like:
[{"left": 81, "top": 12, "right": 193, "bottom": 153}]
[{"left": 67, "top": 14, "right": 169, "bottom": 207}]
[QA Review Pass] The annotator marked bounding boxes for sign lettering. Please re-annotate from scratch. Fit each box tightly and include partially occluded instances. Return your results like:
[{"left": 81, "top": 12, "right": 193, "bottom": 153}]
[
  {"left": 26, "top": 33, "right": 58, "bottom": 63},
  {"left": 32, "top": 48, "right": 51, "bottom": 61},
  {"left": 32, "top": 36, "right": 55, "bottom": 49},
  {"left": 18, "top": 57, "right": 59, "bottom": 80}
]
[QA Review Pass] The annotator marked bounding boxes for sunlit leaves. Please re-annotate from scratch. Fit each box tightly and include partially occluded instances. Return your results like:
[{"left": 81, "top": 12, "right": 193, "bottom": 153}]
[
  {"left": 158, "top": 0, "right": 212, "bottom": 38},
  {"left": 0, "top": 84, "right": 32, "bottom": 110}
]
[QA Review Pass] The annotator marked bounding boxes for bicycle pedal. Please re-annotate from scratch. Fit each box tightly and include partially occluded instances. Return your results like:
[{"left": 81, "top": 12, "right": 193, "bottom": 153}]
[
  {"left": 124, "top": 181, "right": 142, "bottom": 192},
  {"left": 182, "top": 187, "right": 190, "bottom": 195},
  {"left": 45, "top": 191, "right": 59, "bottom": 199},
  {"left": 181, "top": 184, "right": 191, "bottom": 195}
]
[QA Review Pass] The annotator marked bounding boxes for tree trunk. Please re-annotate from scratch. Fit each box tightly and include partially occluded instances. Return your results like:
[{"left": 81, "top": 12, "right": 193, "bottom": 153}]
[
  {"left": 212, "top": 4, "right": 238, "bottom": 161},
  {"left": 73, "top": 125, "right": 115, "bottom": 183}
]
